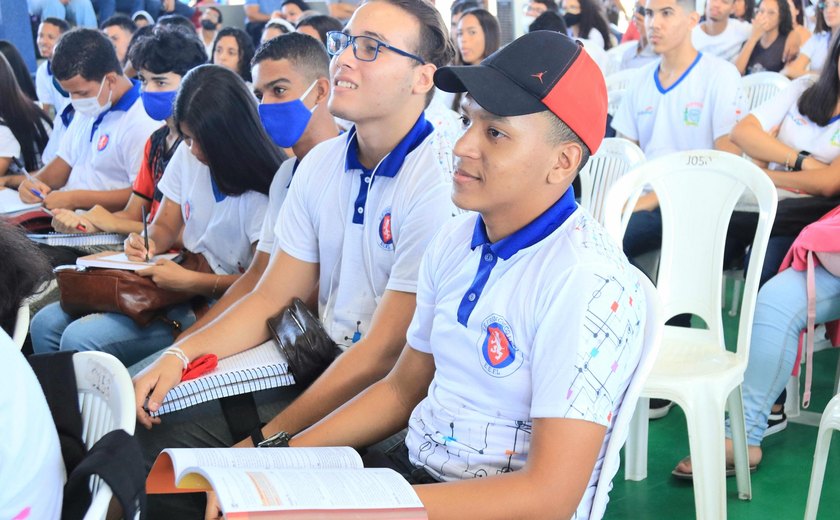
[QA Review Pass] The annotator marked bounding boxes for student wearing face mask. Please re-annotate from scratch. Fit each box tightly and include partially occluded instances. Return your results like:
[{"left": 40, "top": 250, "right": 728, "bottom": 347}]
[
  {"left": 50, "top": 26, "right": 207, "bottom": 236},
  {"left": 19, "top": 29, "right": 161, "bottom": 215},
  {"left": 562, "top": 0, "right": 614, "bottom": 50}
]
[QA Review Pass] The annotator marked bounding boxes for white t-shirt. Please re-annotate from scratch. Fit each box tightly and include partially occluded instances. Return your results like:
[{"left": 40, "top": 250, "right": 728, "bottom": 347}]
[
  {"left": 58, "top": 81, "right": 161, "bottom": 192},
  {"left": 405, "top": 191, "right": 646, "bottom": 518},
  {"left": 158, "top": 146, "right": 268, "bottom": 274},
  {"left": 801, "top": 30, "right": 831, "bottom": 72},
  {"left": 0, "top": 331, "right": 64, "bottom": 520},
  {"left": 0, "top": 125, "right": 20, "bottom": 162},
  {"left": 275, "top": 113, "right": 456, "bottom": 346},
  {"left": 612, "top": 52, "right": 744, "bottom": 159},
  {"left": 620, "top": 42, "right": 659, "bottom": 71},
  {"left": 35, "top": 60, "right": 71, "bottom": 116},
  {"left": 583, "top": 27, "right": 606, "bottom": 51},
  {"left": 41, "top": 105, "right": 72, "bottom": 165},
  {"left": 257, "top": 157, "right": 297, "bottom": 254},
  {"left": 692, "top": 19, "right": 752, "bottom": 61}
]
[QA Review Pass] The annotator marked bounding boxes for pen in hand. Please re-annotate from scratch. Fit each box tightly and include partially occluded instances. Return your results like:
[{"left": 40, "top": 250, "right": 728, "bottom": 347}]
[
  {"left": 141, "top": 205, "right": 150, "bottom": 263},
  {"left": 13, "top": 157, "right": 46, "bottom": 201}
]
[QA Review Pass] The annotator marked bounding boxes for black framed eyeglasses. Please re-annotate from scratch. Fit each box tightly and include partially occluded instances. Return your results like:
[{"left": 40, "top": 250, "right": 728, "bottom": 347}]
[{"left": 326, "top": 31, "right": 426, "bottom": 64}]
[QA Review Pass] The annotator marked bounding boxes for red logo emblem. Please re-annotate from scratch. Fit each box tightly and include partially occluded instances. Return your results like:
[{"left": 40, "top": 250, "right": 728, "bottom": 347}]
[
  {"left": 97, "top": 134, "right": 110, "bottom": 151},
  {"left": 483, "top": 324, "right": 512, "bottom": 367},
  {"left": 531, "top": 71, "right": 548, "bottom": 84},
  {"left": 379, "top": 213, "right": 392, "bottom": 245}
]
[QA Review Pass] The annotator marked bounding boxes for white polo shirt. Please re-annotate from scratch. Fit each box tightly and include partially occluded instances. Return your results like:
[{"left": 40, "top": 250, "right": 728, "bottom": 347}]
[
  {"left": 58, "top": 80, "right": 161, "bottom": 192},
  {"left": 612, "top": 52, "right": 744, "bottom": 159},
  {"left": 41, "top": 105, "right": 73, "bottom": 165},
  {"left": 256, "top": 157, "right": 298, "bottom": 254},
  {"left": 0, "top": 331, "right": 64, "bottom": 520},
  {"left": 158, "top": 146, "right": 268, "bottom": 275},
  {"left": 275, "top": 113, "right": 456, "bottom": 347},
  {"left": 801, "top": 30, "right": 831, "bottom": 72},
  {"left": 691, "top": 19, "right": 752, "bottom": 61},
  {"left": 35, "top": 60, "right": 71, "bottom": 116},
  {"left": 0, "top": 124, "right": 20, "bottom": 162},
  {"left": 404, "top": 189, "right": 646, "bottom": 518}
]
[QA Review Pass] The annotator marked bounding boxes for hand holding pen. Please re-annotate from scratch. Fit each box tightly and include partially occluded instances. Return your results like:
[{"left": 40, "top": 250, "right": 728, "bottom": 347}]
[{"left": 13, "top": 158, "right": 86, "bottom": 231}]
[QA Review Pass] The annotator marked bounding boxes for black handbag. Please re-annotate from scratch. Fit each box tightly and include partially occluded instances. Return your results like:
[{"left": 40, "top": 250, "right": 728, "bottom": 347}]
[{"left": 267, "top": 298, "right": 342, "bottom": 388}]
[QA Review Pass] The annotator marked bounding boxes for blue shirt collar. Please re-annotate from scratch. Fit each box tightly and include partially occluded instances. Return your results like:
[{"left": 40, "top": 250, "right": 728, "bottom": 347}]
[
  {"left": 470, "top": 186, "right": 578, "bottom": 260},
  {"left": 90, "top": 79, "right": 141, "bottom": 141},
  {"left": 210, "top": 177, "right": 227, "bottom": 203},
  {"left": 60, "top": 104, "right": 75, "bottom": 128},
  {"left": 344, "top": 112, "right": 433, "bottom": 178}
]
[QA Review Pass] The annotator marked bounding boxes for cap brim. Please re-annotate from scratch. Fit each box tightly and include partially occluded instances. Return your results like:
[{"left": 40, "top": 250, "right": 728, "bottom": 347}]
[{"left": 434, "top": 65, "right": 547, "bottom": 117}]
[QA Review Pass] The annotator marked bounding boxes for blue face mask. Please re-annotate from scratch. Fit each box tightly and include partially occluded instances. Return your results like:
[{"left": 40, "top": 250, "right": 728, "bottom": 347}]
[
  {"left": 141, "top": 90, "right": 177, "bottom": 121},
  {"left": 258, "top": 80, "right": 318, "bottom": 148}
]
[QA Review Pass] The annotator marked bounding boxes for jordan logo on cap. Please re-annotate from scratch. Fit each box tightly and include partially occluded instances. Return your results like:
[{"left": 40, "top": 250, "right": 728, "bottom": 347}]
[{"left": 531, "top": 71, "right": 547, "bottom": 84}]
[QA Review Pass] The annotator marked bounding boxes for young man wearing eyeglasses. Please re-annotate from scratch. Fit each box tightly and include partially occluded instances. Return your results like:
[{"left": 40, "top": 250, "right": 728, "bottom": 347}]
[{"left": 135, "top": 0, "right": 456, "bottom": 515}]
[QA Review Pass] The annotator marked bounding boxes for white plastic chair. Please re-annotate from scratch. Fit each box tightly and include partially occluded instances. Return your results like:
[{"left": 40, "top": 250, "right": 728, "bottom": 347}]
[
  {"left": 605, "top": 68, "right": 642, "bottom": 116},
  {"left": 804, "top": 393, "right": 840, "bottom": 519},
  {"left": 589, "top": 266, "right": 664, "bottom": 519},
  {"left": 604, "top": 41, "right": 637, "bottom": 76},
  {"left": 11, "top": 304, "right": 29, "bottom": 349},
  {"left": 578, "top": 138, "right": 646, "bottom": 225},
  {"left": 603, "top": 150, "right": 778, "bottom": 519},
  {"left": 739, "top": 71, "right": 791, "bottom": 112},
  {"left": 73, "top": 351, "right": 137, "bottom": 520}
]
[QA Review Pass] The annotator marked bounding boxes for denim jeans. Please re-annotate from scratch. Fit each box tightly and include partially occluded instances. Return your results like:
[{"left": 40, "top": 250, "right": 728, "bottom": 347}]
[
  {"left": 31, "top": 301, "right": 197, "bottom": 367},
  {"left": 28, "top": 0, "right": 98, "bottom": 27},
  {"left": 726, "top": 266, "right": 840, "bottom": 445}
]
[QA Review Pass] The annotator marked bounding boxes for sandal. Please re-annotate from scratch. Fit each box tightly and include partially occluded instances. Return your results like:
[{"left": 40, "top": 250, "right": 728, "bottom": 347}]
[{"left": 671, "top": 456, "right": 758, "bottom": 480}]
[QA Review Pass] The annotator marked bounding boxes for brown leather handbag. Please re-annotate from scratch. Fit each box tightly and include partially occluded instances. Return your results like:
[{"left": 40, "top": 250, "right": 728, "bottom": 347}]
[{"left": 55, "top": 251, "right": 212, "bottom": 326}]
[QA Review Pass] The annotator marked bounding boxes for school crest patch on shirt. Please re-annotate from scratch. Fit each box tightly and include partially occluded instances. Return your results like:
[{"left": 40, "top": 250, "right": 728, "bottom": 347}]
[
  {"left": 378, "top": 208, "right": 394, "bottom": 251},
  {"left": 97, "top": 134, "right": 110, "bottom": 151},
  {"left": 477, "top": 314, "right": 523, "bottom": 377}
]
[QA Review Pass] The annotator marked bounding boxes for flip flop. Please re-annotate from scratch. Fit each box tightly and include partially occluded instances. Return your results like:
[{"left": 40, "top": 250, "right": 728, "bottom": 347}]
[{"left": 671, "top": 456, "right": 758, "bottom": 480}]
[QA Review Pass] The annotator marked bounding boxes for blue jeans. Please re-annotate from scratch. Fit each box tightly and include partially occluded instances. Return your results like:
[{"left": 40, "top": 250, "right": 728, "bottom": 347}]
[
  {"left": 727, "top": 266, "right": 840, "bottom": 445},
  {"left": 31, "top": 301, "right": 197, "bottom": 367},
  {"left": 28, "top": 0, "right": 98, "bottom": 27}
]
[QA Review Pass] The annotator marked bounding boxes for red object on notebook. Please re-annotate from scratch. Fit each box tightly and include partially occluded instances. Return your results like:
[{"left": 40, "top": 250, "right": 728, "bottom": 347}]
[{"left": 181, "top": 354, "right": 218, "bottom": 381}]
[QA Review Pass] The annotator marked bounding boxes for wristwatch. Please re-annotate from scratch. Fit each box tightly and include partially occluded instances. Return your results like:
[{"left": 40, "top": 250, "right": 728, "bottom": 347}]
[
  {"left": 793, "top": 151, "right": 811, "bottom": 172},
  {"left": 256, "top": 429, "right": 292, "bottom": 448}
]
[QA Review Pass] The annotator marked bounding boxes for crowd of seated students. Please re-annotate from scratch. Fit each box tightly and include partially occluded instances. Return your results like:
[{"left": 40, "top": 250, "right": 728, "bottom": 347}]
[{"left": 5, "top": 0, "right": 840, "bottom": 518}]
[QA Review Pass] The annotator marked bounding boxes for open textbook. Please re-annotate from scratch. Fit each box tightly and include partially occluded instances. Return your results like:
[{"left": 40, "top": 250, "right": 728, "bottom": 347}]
[
  {"left": 76, "top": 251, "right": 178, "bottom": 271},
  {"left": 147, "top": 447, "right": 427, "bottom": 519}
]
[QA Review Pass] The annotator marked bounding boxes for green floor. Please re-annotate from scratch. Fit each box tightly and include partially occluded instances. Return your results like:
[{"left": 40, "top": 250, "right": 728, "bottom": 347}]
[{"left": 604, "top": 295, "right": 840, "bottom": 519}]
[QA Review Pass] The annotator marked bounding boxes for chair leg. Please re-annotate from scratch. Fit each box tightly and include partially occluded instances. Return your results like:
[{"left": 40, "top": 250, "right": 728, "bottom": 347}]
[
  {"left": 728, "top": 278, "right": 742, "bottom": 318},
  {"left": 684, "top": 397, "right": 728, "bottom": 520},
  {"left": 727, "top": 387, "right": 752, "bottom": 500},
  {"left": 624, "top": 397, "right": 649, "bottom": 481},
  {"left": 804, "top": 425, "right": 834, "bottom": 520}
]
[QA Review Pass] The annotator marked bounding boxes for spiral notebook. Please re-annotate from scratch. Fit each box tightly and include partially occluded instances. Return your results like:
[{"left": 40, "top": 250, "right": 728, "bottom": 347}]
[
  {"left": 152, "top": 340, "right": 295, "bottom": 416},
  {"left": 28, "top": 232, "right": 126, "bottom": 247}
]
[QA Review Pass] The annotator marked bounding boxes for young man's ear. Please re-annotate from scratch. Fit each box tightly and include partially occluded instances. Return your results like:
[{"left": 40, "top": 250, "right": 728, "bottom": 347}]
[
  {"left": 412, "top": 63, "right": 437, "bottom": 97},
  {"left": 546, "top": 141, "right": 583, "bottom": 186},
  {"left": 314, "top": 76, "right": 331, "bottom": 105}
]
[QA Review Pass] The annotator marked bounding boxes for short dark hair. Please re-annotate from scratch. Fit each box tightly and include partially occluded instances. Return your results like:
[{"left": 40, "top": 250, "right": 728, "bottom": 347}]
[
  {"left": 458, "top": 8, "right": 501, "bottom": 62},
  {"left": 451, "top": 0, "right": 480, "bottom": 16},
  {"left": 129, "top": 26, "right": 208, "bottom": 77},
  {"left": 42, "top": 17, "right": 70, "bottom": 33},
  {"left": 375, "top": 0, "right": 455, "bottom": 69},
  {"left": 295, "top": 14, "right": 344, "bottom": 46},
  {"left": 174, "top": 65, "right": 285, "bottom": 196},
  {"left": 737, "top": 0, "right": 756, "bottom": 21},
  {"left": 529, "top": 11, "right": 567, "bottom": 32},
  {"left": 212, "top": 27, "right": 256, "bottom": 82},
  {"left": 206, "top": 6, "right": 223, "bottom": 24},
  {"left": 157, "top": 14, "right": 196, "bottom": 32},
  {"left": 253, "top": 32, "right": 331, "bottom": 83},
  {"left": 533, "top": 0, "right": 560, "bottom": 12},
  {"left": 50, "top": 29, "right": 123, "bottom": 82},
  {"left": 798, "top": 32, "right": 840, "bottom": 126},
  {"left": 543, "top": 111, "right": 591, "bottom": 173},
  {"left": 0, "top": 41, "right": 38, "bottom": 101},
  {"left": 281, "top": 0, "right": 312, "bottom": 11},
  {"left": 100, "top": 14, "right": 137, "bottom": 34},
  {"left": 0, "top": 223, "right": 51, "bottom": 336}
]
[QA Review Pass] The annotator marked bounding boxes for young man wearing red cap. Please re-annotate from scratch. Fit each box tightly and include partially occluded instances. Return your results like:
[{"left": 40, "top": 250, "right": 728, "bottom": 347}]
[{"left": 211, "top": 31, "right": 647, "bottom": 519}]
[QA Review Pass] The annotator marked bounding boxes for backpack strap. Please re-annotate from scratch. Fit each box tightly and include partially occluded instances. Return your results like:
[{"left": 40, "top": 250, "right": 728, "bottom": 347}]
[
  {"left": 27, "top": 351, "right": 87, "bottom": 474},
  {"left": 62, "top": 429, "right": 147, "bottom": 520}
]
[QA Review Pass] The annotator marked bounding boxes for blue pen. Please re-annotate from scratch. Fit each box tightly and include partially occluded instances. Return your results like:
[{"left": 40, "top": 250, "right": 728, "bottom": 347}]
[{"left": 12, "top": 158, "right": 45, "bottom": 200}]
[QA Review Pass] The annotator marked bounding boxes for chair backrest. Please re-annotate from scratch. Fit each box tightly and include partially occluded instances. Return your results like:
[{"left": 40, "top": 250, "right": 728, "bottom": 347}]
[
  {"left": 73, "top": 352, "right": 136, "bottom": 520},
  {"left": 605, "top": 68, "right": 642, "bottom": 116},
  {"left": 12, "top": 303, "right": 29, "bottom": 349},
  {"left": 578, "top": 138, "right": 646, "bottom": 225},
  {"left": 603, "top": 150, "right": 777, "bottom": 363},
  {"left": 590, "top": 266, "right": 664, "bottom": 519},
  {"left": 604, "top": 41, "right": 636, "bottom": 76},
  {"left": 739, "top": 71, "right": 791, "bottom": 112}
]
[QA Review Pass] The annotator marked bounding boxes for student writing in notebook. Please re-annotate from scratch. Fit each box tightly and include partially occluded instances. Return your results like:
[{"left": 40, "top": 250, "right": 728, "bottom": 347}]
[
  {"left": 133, "top": 1, "right": 457, "bottom": 516},
  {"left": 31, "top": 65, "right": 284, "bottom": 367},
  {"left": 18, "top": 29, "right": 161, "bottom": 213},
  {"left": 50, "top": 26, "right": 207, "bottom": 236}
]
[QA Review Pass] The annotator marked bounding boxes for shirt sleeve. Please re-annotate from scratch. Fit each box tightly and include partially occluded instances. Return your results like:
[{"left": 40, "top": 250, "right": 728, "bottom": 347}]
[
  {"left": 131, "top": 137, "right": 155, "bottom": 200},
  {"left": 118, "top": 110, "right": 161, "bottom": 185},
  {"left": 711, "top": 64, "right": 744, "bottom": 140},
  {"left": 56, "top": 116, "right": 82, "bottom": 167},
  {"left": 157, "top": 146, "right": 187, "bottom": 205},
  {"left": 529, "top": 263, "right": 646, "bottom": 426},
  {"left": 751, "top": 78, "right": 808, "bottom": 131},
  {"left": 406, "top": 225, "right": 448, "bottom": 354},
  {"left": 35, "top": 63, "right": 52, "bottom": 106},
  {"left": 0, "top": 125, "right": 21, "bottom": 159},
  {"left": 243, "top": 192, "right": 269, "bottom": 245},
  {"left": 586, "top": 28, "right": 606, "bottom": 51},
  {"left": 800, "top": 33, "right": 818, "bottom": 59},
  {"left": 257, "top": 160, "right": 294, "bottom": 254},
  {"left": 275, "top": 157, "right": 320, "bottom": 264}
]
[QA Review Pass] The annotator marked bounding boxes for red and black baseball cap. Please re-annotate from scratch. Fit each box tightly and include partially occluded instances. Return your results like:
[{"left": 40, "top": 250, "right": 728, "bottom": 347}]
[{"left": 435, "top": 31, "right": 607, "bottom": 154}]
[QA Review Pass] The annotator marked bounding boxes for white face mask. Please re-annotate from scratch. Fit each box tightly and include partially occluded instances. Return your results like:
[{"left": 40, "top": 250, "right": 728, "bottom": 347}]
[{"left": 71, "top": 76, "right": 113, "bottom": 118}]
